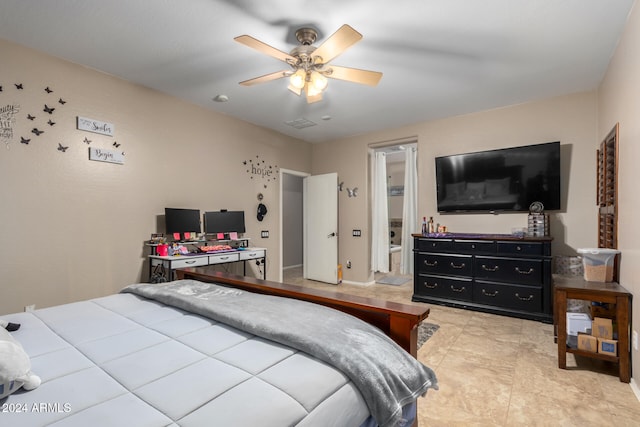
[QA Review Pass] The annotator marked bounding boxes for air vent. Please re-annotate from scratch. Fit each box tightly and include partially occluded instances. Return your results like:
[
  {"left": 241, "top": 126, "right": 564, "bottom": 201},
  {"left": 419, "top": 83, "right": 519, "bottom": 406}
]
[{"left": 284, "top": 117, "right": 317, "bottom": 129}]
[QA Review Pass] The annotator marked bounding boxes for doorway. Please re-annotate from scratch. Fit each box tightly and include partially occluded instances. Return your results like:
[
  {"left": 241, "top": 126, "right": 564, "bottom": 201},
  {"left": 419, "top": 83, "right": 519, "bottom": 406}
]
[
  {"left": 279, "top": 170, "right": 339, "bottom": 285},
  {"left": 280, "top": 169, "right": 307, "bottom": 283},
  {"left": 370, "top": 141, "right": 418, "bottom": 279}
]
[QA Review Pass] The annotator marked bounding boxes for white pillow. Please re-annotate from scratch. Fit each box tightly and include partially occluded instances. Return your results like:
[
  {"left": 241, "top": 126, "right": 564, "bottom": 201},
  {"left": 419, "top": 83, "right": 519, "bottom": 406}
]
[{"left": 0, "top": 328, "right": 41, "bottom": 399}]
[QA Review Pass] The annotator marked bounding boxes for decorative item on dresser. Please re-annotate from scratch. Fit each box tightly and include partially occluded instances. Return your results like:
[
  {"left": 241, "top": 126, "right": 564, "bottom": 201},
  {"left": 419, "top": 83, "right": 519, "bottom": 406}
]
[{"left": 412, "top": 233, "right": 553, "bottom": 323}]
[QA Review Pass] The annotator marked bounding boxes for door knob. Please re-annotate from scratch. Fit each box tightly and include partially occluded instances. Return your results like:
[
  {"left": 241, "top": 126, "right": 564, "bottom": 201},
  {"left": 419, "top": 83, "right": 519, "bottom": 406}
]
[{"left": 328, "top": 232, "right": 336, "bottom": 237}]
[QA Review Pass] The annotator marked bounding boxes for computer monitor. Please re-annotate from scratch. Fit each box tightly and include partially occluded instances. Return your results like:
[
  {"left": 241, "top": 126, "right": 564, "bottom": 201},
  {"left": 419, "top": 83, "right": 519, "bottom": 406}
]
[
  {"left": 204, "top": 211, "right": 246, "bottom": 235},
  {"left": 164, "top": 208, "right": 201, "bottom": 240}
]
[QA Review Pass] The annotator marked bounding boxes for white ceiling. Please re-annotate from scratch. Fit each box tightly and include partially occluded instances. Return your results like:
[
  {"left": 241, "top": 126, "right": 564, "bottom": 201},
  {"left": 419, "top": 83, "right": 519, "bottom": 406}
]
[{"left": 0, "top": 0, "right": 634, "bottom": 143}]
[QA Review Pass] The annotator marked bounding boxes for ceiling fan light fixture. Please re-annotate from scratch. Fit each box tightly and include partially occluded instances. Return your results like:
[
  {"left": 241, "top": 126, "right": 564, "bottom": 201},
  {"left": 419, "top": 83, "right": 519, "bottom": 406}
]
[
  {"left": 235, "top": 24, "right": 381, "bottom": 103},
  {"left": 289, "top": 69, "right": 306, "bottom": 90},
  {"left": 310, "top": 71, "right": 328, "bottom": 91},
  {"left": 287, "top": 84, "right": 302, "bottom": 96}
]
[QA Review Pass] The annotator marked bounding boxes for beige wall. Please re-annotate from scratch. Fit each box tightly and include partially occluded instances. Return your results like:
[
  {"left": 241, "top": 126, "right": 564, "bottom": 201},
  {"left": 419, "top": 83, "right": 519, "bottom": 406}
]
[
  {"left": 598, "top": 2, "right": 640, "bottom": 391},
  {"left": 0, "top": 39, "right": 312, "bottom": 314},
  {"left": 313, "top": 91, "right": 598, "bottom": 283}
]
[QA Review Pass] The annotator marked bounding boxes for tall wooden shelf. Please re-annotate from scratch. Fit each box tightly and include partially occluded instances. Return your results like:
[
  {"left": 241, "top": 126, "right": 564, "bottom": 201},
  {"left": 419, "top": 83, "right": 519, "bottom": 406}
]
[{"left": 597, "top": 124, "right": 618, "bottom": 250}]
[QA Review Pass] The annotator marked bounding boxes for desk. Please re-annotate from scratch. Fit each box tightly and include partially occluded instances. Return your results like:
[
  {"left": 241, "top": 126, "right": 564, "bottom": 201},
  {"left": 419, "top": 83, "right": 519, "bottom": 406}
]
[
  {"left": 149, "top": 248, "right": 266, "bottom": 282},
  {"left": 554, "top": 276, "right": 632, "bottom": 383}
]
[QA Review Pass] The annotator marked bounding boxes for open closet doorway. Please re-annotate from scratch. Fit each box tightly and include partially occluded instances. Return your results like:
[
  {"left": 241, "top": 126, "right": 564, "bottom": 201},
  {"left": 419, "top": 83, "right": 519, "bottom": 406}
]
[
  {"left": 279, "top": 169, "right": 307, "bottom": 283},
  {"left": 370, "top": 141, "right": 418, "bottom": 283}
]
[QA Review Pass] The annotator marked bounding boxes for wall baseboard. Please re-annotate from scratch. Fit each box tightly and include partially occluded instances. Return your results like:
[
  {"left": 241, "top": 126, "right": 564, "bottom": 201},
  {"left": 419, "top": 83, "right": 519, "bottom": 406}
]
[
  {"left": 630, "top": 377, "right": 640, "bottom": 402},
  {"left": 342, "top": 280, "right": 375, "bottom": 287}
]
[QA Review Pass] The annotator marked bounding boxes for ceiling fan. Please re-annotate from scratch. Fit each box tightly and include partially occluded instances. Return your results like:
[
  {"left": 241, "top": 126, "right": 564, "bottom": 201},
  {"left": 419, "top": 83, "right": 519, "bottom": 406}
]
[{"left": 234, "top": 24, "right": 383, "bottom": 103}]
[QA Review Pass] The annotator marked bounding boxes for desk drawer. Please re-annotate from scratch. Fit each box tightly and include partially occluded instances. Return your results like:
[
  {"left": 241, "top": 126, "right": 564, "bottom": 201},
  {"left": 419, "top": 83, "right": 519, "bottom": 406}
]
[
  {"left": 240, "top": 249, "right": 265, "bottom": 260},
  {"left": 209, "top": 253, "right": 240, "bottom": 264},
  {"left": 170, "top": 257, "right": 210, "bottom": 269}
]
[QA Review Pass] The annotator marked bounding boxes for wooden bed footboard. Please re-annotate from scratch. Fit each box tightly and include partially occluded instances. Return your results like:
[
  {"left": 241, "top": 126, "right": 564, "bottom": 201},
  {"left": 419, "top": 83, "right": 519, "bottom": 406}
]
[{"left": 176, "top": 267, "right": 429, "bottom": 357}]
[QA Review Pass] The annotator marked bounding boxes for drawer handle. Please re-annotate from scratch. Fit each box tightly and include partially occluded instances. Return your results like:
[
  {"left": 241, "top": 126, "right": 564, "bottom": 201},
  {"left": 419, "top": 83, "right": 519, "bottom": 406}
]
[
  {"left": 185, "top": 260, "right": 197, "bottom": 264},
  {"left": 481, "top": 264, "right": 499, "bottom": 272},
  {"left": 516, "top": 246, "right": 522, "bottom": 251},
  {"left": 424, "top": 260, "right": 438, "bottom": 267},
  {"left": 220, "top": 257, "right": 230, "bottom": 260},
  {"left": 450, "top": 285, "right": 466, "bottom": 293},
  {"left": 423, "top": 282, "right": 438, "bottom": 289},
  {"left": 482, "top": 289, "right": 499, "bottom": 297},
  {"left": 515, "top": 267, "right": 534, "bottom": 275},
  {"left": 515, "top": 293, "right": 534, "bottom": 301},
  {"left": 450, "top": 262, "right": 466, "bottom": 269}
]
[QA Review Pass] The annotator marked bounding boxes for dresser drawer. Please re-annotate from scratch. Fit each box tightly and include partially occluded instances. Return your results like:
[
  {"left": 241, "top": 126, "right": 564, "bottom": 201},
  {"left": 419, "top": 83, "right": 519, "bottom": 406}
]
[
  {"left": 416, "top": 238, "right": 454, "bottom": 252},
  {"left": 453, "top": 240, "right": 496, "bottom": 254},
  {"left": 416, "top": 253, "right": 472, "bottom": 276},
  {"left": 169, "top": 256, "right": 210, "bottom": 269},
  {"left": 474, "top": 256, "right": 543, "bottom": 285},
  {"left": 473, "top": 281, "right": 542, "bottom": 313},
  {"left": 497, "top": 242, "right": 545, "bottom": 256},
  {"left": 415, "top": 274, "right": 472, "bottom": 302},
  {"left": 208, "top": 252, "right": 240, "bottom": 264},
  {"left": 239, "top": 249, "right": 265, "bottom": 260}
]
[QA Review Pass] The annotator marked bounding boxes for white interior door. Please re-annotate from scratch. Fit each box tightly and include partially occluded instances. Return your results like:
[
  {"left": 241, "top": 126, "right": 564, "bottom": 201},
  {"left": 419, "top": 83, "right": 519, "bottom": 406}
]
[{"left": 303, "top": 173, "right": 338, "bottom": 284}]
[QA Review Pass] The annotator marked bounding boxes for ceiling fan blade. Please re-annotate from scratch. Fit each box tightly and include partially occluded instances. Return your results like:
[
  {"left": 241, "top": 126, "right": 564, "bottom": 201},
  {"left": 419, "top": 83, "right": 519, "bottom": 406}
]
[
  {"left": 239, "top": 70, "right": 289, "bottom": 86},
  {"left": 234, "top": 35, "right": 297, "bottom": 63},
  {"left": 311, "top": 24, "right": 362, "bottom": 65},
  {"left": 325, "top": 65, "right": 382, "bottom": 86}
]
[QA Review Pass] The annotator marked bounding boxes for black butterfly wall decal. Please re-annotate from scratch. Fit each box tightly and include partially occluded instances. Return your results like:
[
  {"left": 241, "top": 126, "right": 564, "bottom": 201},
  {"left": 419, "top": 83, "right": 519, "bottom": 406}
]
[
  {"left": 27, "top": 114, "right": 35, "bottom": 121},
  {"left": 0, "top": 86, "right": 3, "bottom": 92},
  {"left": 57, "top": 143, "right": 68, "bottom": 152},
  {"left": 58, "top": 98, "right": 66, "bottom": 105},
  {"left": 47, "top": 119, "right": 55, "bottom": 126},
  {"left": 20, "top": 137, "right": 30, "bottom": 145},
  {"left": 113, "top": 141, "right": 121, "bottom": 148},
  {"left": 15, "top": 83, "right": 23, "bottom": 90},
  {"left": 83, "top": 137, "right": 91, "bottom": 144},
  {"left": 31, "top": 128, "right": 44, "bottom": 136},
  {"left": 43, "top": 104, "right": 55, "bottom": 114},
  {"left": 45, "top": 86, "right": 53, "bottom": 93}
]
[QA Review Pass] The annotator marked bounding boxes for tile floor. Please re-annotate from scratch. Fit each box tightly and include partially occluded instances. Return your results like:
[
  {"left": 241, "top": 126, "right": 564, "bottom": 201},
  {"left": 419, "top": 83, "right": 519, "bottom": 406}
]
[{"left": 282, "top": 268, "right": 640, "bottom": 426}]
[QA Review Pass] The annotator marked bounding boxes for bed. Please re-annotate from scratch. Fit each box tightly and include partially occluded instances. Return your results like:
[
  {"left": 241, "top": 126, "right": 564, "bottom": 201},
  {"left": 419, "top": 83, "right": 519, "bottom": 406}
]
[{"left": 0, "top": 271, "right": 437, "bottom": 427}]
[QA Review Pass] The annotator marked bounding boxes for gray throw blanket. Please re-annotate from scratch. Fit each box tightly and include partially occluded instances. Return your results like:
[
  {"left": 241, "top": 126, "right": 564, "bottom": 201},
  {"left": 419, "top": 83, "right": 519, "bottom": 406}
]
[{"left": 122, "top": 280, "right": 438, "bottom": 427}]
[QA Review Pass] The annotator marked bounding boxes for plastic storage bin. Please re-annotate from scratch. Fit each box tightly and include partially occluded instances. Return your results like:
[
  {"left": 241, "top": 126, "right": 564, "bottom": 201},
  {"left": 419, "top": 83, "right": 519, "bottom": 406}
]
[{"left": 577, "top": 248, "right": 620, "bottom": 282}]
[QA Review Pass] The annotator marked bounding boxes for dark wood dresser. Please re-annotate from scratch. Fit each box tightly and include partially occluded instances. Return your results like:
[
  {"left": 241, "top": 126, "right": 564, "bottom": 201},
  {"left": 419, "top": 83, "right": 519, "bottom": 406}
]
[{"left": 412, "top": 233, "right": 553, "bottom": 322}]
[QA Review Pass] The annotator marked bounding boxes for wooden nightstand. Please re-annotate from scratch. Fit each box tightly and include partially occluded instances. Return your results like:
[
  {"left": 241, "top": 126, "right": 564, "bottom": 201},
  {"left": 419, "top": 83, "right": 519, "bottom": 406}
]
[{"left": 554, "top": 275, "right": 632, "bottom": 382}]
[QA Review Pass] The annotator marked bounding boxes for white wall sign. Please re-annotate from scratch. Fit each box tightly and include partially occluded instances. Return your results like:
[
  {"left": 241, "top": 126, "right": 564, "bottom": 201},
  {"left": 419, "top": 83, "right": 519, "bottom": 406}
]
[
  {"left": 77, "top": 116, "right": 114, "bottom": 136},
  {"left": 88, "top": 147, "right": 124, "bottom": 165}
]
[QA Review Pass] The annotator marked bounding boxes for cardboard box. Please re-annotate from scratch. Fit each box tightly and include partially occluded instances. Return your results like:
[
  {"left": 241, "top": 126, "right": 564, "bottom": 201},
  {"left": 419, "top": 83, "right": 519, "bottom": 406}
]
[
  {"left": 577, "top": 333, "right": 598, "bottom": 352},
  {"left": 567, "top": 312, "right": 592, "bottom": 336},
  {"left": 592, "top": 317, "right": 613, "bottom": 339},
  {"left": 598, "top": 338, "right": 618, "bottom": 356}
]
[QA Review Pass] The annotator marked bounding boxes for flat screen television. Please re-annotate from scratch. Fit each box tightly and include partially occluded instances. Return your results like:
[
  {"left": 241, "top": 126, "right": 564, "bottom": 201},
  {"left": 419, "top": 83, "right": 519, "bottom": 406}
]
[
  {"left": 204, "top": 211, "right": 246, "bottom": 235},
  {"left": 164, "top": 208, "right": 201, "bottom": 237},
  {"left": 435, "top": 141, "right": 561, "bottom": 213}
]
